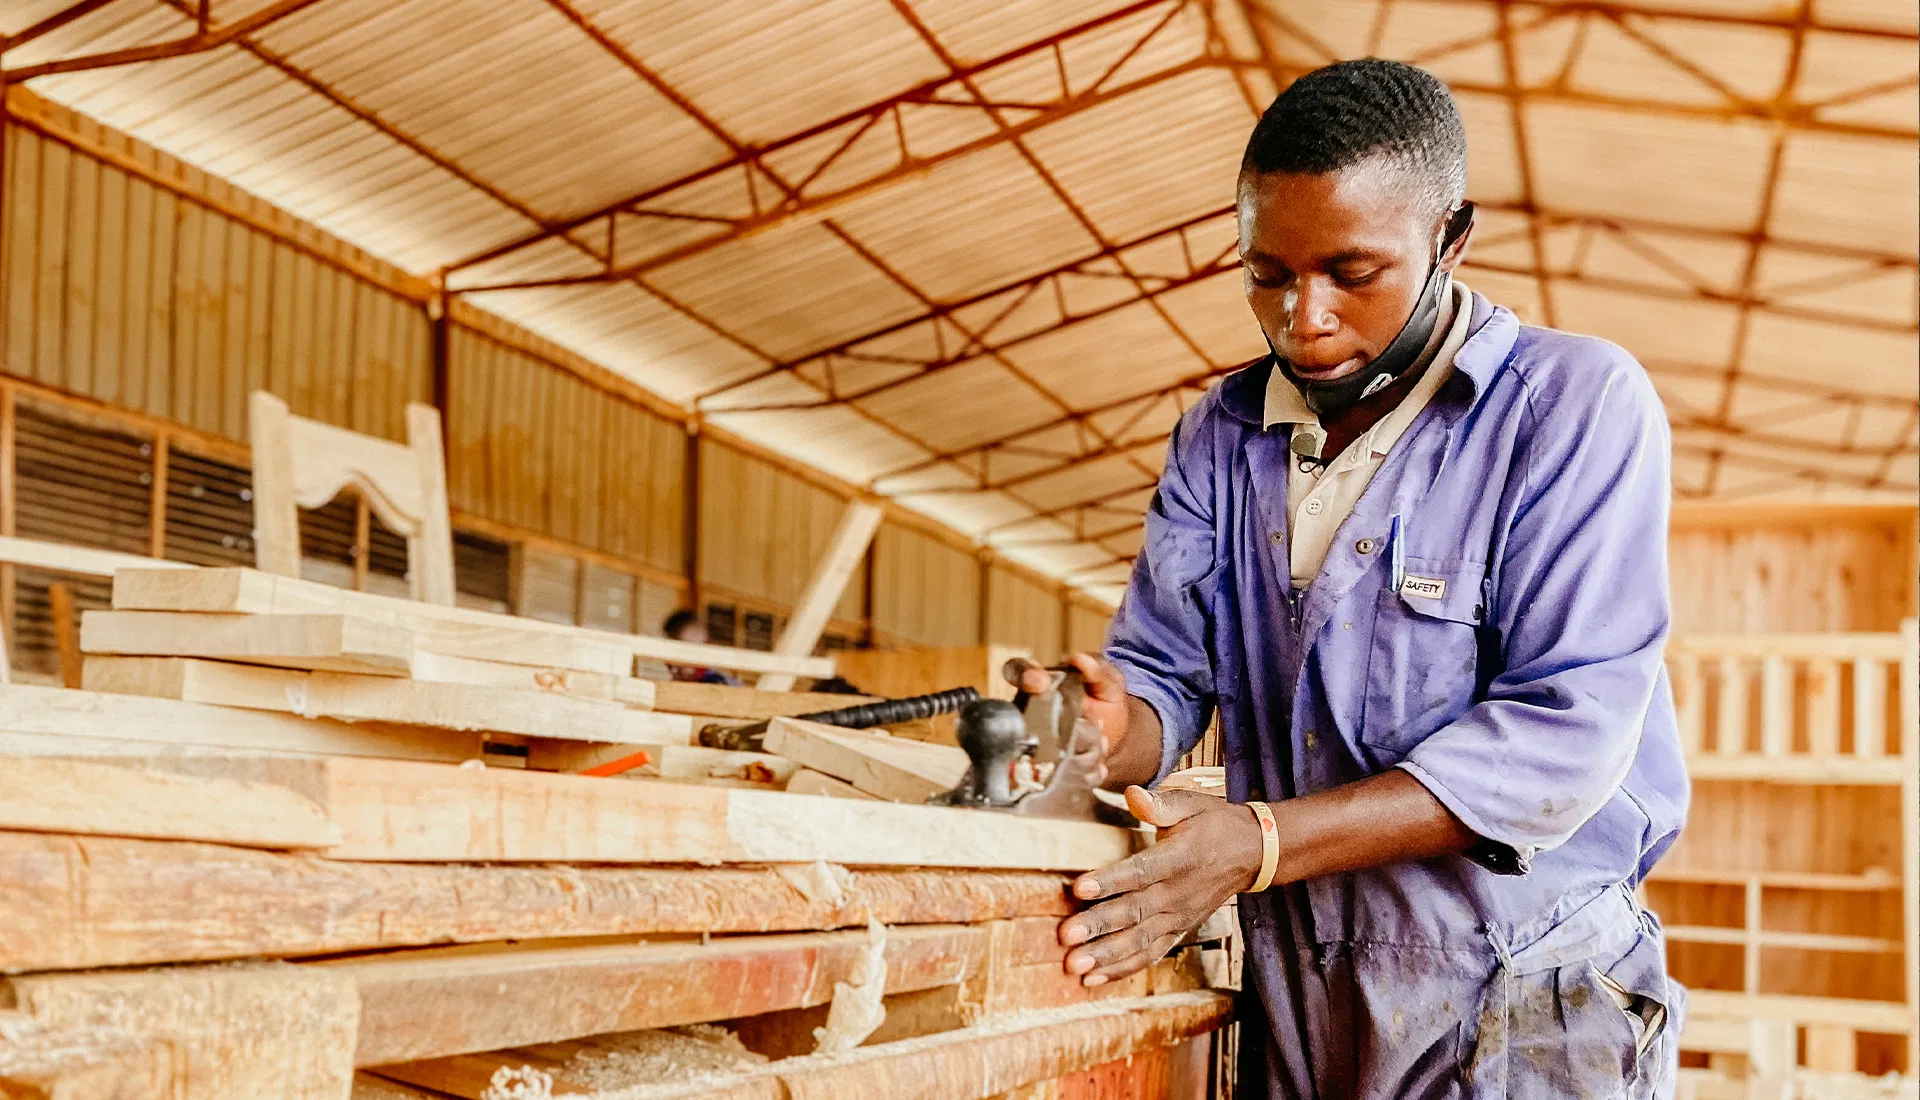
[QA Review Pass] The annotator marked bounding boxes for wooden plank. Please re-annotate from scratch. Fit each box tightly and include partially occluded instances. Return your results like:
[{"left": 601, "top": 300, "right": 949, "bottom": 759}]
[
  {"left": 0, "top": 830, "right": 1072, "bottom": 972},
  {"left": 759, "top": 499, "right": 882, "bottom": 693},
  {"left": 81, "top": 656, "right": 633, "bottom": 741},
  {"left": 6, "top": 965, "right": 359, "bottom": 1099},
  {"left": 406, "top": 648, "right": 654, "bottom": 707},
  {"left": 335, "top": 924, "right": 989, "bottom": 1065},
  {"left": 651, "top": 679, "right": 877, "bottom": 721},
  {"left": 1683, "top": 756, "right": 1907, "bottom": 785},
  {"left": 0, "top": 533, "right": 191, "bottom": 578},
  {"left": 1806, "top": 658, "right": 1841, "bottom": 758},
  {"left": 113, "top": 566, "right": 834, "bottom": 677},
  {"left": 79, "top": 610, "right": 416, "bottom": 676},
  {"left": 0, "top": 683, "right": 489, "bottom": 763},
  {"left": 248, "top": 391, "right": 302, "bottom": 578},
  {"left": 763, "top": 717, "right": 968, "bottom": 802},
  {"left": 525, "top": 741, "right": 793, "bottom": 785},
  {"left": 1683, "top": 990, "right": 1916, "bottom": 1032},
  {"left": 125, "top": 754, "right": 1134, "bottom": 869},
  {"left": 1852, "top": 658, "right": 1887, "bottom": 758},
  {"left": 789, "top": 768, "right": 881, "bottom": 800},
  {"left": 0, "top": 755, "right": 338, "bottom": 849},
  {"left": 0, "top": 1008, "right": 161, "bottom": 1097},
  {"left": 47, "top": 580, "right": 82, "bottom": 688}
]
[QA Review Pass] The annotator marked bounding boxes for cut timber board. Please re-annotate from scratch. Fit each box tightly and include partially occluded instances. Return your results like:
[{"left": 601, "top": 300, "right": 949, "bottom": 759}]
[
  {"left": 0, "top": 830, "right": 1072, "bottom": 972},
  {"left": 377, "top": 991, "right": 1231, "bottom": 1100},
  {"left": 651, "top": 680, "right": 877, "bottom": 721},
  {"left": 80, "top": 610, "right": 415, "bottom": 676},
  {"left": 0, "top": 534, "right": 189, "bottom": 578},
  {"left": 120, "top": 754, "right": 1135, "bottom": 869},
  {"left": 6, "top": 964, "right": 359, "bottom": 1099},
  {"left": 764, "top": 717, "right": 969, "bottom": 802},
  {"left": 82, "top": 656, "right": 636, "bottom": 742},
  {"left": 787, "top": 768, "right": 880, "bottom": 800},
  {"left": 407, "top": 649, "right": 656, "bottom": 708},
  {"left": 0, "top": 684, "right": 488, "bottom": 763},
  {"left": 112, "top": 566, "right": 834, "bottom": 678},
  {"left": 328, "top": 924, "right": 988, "bottom": 1065},
  {"left": 525, "top": 741, "right": 794, "bottom": 785},
  {"left": 758, "top": 499, "right": 882, "bottom": 693},
  {"left": 0, "top": 755, "right": 338, "bottom": 849}
]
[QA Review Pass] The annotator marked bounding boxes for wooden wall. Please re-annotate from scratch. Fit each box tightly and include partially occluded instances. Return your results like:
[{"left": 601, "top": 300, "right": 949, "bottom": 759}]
[
  {"left": 987, "top": 562, "right": 1066, "bottom": 663},
  {"left": 1, "top": 100, "right": 430, "bottom": 443},
  {"left": 697, "top": 436, "right": 863, "bottom": 629},
  {"left": 1670, "top": 503, "right": 1919, "bottom": 634},
  {"left": 0, "top": 88, "right": 1117, "bottom": 665},
  {"left": 871, "top": 522, "right": 981, "bottom": 648}
]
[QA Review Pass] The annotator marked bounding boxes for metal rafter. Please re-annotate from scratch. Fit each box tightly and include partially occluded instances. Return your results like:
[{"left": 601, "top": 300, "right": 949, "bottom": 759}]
[
  {"left": 443, "top": 0, "right": 1206, "bottom": 287},
  {"left": 1, "top": 0, "right": 329, "bottom": 81}
]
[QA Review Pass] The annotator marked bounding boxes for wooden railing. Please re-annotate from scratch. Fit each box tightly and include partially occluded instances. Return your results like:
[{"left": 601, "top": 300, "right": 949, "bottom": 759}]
[{"left": 1665, "top": 624, "right": 1917, "bottom": 781}]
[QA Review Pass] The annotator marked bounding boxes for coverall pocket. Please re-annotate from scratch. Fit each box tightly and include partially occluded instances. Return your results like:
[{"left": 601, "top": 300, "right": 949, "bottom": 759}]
[{"left": 1361, "top": 558, "right": 1490, "bottom": 758}]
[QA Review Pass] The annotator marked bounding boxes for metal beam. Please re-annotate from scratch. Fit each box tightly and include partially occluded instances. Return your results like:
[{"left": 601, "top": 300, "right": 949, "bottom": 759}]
[{"left": 1, "top": 0, "right": 329, "bottom": 82}]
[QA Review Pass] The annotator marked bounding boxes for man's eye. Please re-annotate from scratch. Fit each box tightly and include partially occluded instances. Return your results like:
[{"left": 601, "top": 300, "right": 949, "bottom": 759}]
[
  {"left": 1334, "top": 269, "right": 1382, "bottom": 287},
  {"left": 1248, "top": 268, "right": 1291, "bottom": 289}
]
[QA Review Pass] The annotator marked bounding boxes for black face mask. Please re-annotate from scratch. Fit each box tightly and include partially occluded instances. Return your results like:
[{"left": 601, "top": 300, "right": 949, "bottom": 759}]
[{"left": 1272, "top": 203, "right": 1476, "bottom": 423}]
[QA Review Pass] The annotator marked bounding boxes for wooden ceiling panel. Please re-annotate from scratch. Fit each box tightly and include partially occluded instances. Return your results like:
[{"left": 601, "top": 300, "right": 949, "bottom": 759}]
[{"left": 1525, "top": 102, "right": 1776, "bottom": 232}]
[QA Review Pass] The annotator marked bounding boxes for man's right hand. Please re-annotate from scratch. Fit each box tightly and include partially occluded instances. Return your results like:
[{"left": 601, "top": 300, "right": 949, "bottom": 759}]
[{"left": 1012, "top": 653, "right": 1161, "bottom": 789}]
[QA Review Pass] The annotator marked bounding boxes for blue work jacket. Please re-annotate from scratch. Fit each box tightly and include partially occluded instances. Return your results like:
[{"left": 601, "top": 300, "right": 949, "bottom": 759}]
[{"left": 1106, "top": 294, "right": 1690, "bottom": 1099}]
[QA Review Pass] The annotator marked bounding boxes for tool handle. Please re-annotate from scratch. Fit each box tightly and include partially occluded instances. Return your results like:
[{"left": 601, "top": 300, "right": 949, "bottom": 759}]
[{"left": 796, "top": 686, "right": 981, "bottom": 729}]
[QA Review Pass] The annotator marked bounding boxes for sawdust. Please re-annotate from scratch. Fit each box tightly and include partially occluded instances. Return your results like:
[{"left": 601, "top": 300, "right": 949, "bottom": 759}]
[
  {"left": 542, "top": 1025, "right": 767, "bottom": 1096},
  {"left": 771, "top": 860, "right": 853, "bottom": 910},
  {"left": 481, "top": 1065, "right": 554, "bottom": 1100},
  {"left": 810, "top": 918, "right": 888, "bottom": 1055}
]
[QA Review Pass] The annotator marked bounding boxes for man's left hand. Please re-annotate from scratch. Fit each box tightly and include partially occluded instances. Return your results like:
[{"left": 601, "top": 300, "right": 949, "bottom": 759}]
[{"left": 1060, "top": 785, "right": 1264, "bottom": 986}]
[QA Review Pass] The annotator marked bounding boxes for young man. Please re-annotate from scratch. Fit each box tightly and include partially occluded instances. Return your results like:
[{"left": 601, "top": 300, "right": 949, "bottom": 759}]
[
  {"left": 1040, "top": 60, "right": 1689, "bottom": 1098},
  {"left": 661, "top": 609, "right": 740, "bottom": 686}
]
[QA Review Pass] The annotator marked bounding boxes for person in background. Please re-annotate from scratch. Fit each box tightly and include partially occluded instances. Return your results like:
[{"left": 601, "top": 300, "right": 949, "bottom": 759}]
[{"left": 661, "top": 609, "right": 741, "bottom": 686}]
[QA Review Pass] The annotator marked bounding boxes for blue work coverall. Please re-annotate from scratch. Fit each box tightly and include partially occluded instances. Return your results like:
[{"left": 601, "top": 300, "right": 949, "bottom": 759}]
[{"left": 1106, "top": 293, "right": 1690, "bottom": 1099}]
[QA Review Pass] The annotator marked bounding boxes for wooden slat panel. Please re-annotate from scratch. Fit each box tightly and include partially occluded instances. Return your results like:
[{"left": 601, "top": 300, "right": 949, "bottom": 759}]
[
  {"left": 1674, "top": 654, "right": 1706, "bottom": 757},
  {"left": 988, "top": 564, "right": 1062, "bottom": 661},
  {"left": 1806, "top": 657, "right": 1841, "bottom": 758}
]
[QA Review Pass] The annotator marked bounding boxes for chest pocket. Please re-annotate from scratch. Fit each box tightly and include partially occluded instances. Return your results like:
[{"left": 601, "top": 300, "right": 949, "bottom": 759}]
[{"left": 1361, "top": 557, "right": 1494, "bottom": 759}]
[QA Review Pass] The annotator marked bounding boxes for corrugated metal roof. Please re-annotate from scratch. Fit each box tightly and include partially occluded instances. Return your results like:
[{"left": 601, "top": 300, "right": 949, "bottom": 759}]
[{"left": 6, "top": 0, "right": 1916, "bottom": 605}]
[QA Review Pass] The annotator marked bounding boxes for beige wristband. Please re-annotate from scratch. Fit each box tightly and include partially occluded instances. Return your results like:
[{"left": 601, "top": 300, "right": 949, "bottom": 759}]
[{"left": 1246, "top": 801, "right": 1280, "bottom": 892}]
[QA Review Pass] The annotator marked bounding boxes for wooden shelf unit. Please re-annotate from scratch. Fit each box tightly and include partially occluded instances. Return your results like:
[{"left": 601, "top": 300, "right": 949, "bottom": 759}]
[{"left": 1657, "top": 622, "right": 1920, "bottom": 1080}]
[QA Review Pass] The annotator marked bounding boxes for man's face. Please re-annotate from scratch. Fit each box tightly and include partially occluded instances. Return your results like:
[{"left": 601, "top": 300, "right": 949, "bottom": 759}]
[
  {"left": 674, "top": 620, "right": 709, "bottom": 645},
  {"left": 1238, "top": 162, "right": 1448, "bottom": 383}
]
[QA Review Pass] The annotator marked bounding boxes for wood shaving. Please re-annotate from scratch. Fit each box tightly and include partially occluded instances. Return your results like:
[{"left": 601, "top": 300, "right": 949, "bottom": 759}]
[{"left": 481, "top": 1065, "right": 553, "bottom": 1100}]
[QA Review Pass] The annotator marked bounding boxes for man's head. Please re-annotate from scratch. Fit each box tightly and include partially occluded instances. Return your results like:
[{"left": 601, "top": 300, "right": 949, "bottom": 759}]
[
  {"left": 1238, "top": 60, "right": 1471, "bottom": 404},
  {"left": 663, "top": 608, "right": 707, "bottom": 645}
]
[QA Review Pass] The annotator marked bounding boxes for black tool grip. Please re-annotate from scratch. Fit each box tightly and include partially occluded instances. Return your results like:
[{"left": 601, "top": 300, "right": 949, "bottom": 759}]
[{"left": 795, "top": 686, "right": 981, "bottom": 729}]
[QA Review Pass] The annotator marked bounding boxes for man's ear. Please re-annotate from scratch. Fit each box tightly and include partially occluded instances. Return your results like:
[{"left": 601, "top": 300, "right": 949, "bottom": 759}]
[{"left": 1438, "top": 201, "right": 1475, "bottom": 274}]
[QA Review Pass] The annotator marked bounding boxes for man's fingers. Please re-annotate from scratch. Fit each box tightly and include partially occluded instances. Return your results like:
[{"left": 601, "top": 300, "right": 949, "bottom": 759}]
[
  {"left": 1124, "top": 785, "right": 1218, "bottom": 829},
  {"left": 1060, "top": 887, "right": 1162, "bottom": 946},
  {"left": 1071, "top": 844, "right": 1174, "bottom": 900},
  {"left": 1065, "top": 917, "right": 1179, "bottom": 982},
  {"left": 1067, "top": 652, "right": 1127, "bottom": 700}
]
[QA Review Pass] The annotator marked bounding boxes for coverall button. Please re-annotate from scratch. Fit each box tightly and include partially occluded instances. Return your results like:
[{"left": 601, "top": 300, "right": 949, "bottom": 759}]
[
  {"left": 1355, "top": 538, "right": 1375, "bottom": 554},
  {"left": 1269, "top": 531, "right": 1284, "bottom": 544}
]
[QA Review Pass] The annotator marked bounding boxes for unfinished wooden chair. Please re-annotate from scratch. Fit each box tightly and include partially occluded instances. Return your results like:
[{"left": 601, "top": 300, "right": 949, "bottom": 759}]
[{"left": 248, "top": 391, "right": 456, "bottom": 606}]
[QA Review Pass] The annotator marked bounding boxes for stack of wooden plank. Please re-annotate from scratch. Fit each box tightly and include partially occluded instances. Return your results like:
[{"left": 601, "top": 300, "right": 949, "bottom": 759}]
[{"left": 0, "top": 563, "right": 1233, "bottom": 1099}]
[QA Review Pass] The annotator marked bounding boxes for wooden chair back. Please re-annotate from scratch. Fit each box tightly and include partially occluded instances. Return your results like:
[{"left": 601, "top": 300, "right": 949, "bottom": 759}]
[{"left": 248, "top": 391, "right": 455, "bottom": 605}]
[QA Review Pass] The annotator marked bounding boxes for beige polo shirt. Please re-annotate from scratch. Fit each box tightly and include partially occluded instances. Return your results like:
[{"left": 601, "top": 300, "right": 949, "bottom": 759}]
[{"left": 1263, "top": 279, "right": 1473, "bottom": 589}]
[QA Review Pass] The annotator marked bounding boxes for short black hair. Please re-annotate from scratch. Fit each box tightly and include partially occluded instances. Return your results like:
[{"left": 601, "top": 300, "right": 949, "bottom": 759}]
[
  {"left": 663, "top": 608, "right": 700, "bottom": 638},
  {"left": 1241, "top": 59, "right": 1467, "bottom": 218}
]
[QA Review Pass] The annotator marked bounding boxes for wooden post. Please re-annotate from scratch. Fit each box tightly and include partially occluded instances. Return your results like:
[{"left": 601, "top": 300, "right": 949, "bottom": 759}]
[
  {"left": 1802, "top": 1023, "right": 1855, "bottom": 1072},
  {"left": 149, "top": 429, "right": 169, "bottom": 559},
  {"left": 1673, "top": 651, "right": 1705, "bottom": 756},
  {"left": 1742, "top": 875, "right": 1762, "bottom": 997},
  {"left": 683, "top": 422, "right": 702, "bottom": 617},
  {"left": 351, "top": 493, "right": 370, "bottom": 592},
  {"left": 247, "top": 391, "right": 301, "bottom": 579},
  {"left": 1805, "top": 657, "right": 1839, "bottom": 759},
  {"left": 1, "top": 381, "right": 14, "bottom": 681},
  {"left": 47, "top": 581, "right": 81, "bottom": 689},
  {"left": 758, "top": 500, "right": 881, "bottom": 693},
  {"left": 1758, "top": 655, "right": 1790, "bottom": 756},
  {"left": 403, "top": 402, "right": 455, "bottom": 606},
  {"left": 1901, "top": 618, "right": 1917, "bottom": 1075},
  {"left": 1716, "top": 654, "right": 1748, "bottom": 756},
  {"left": 1852, "top": 657, "right": 1886, "bottom": 758}
]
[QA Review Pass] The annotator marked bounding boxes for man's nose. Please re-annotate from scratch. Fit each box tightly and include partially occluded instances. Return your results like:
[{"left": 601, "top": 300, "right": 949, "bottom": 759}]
[{"left": 1284, "top": 281, "right": 1339, "bottom": 339}]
